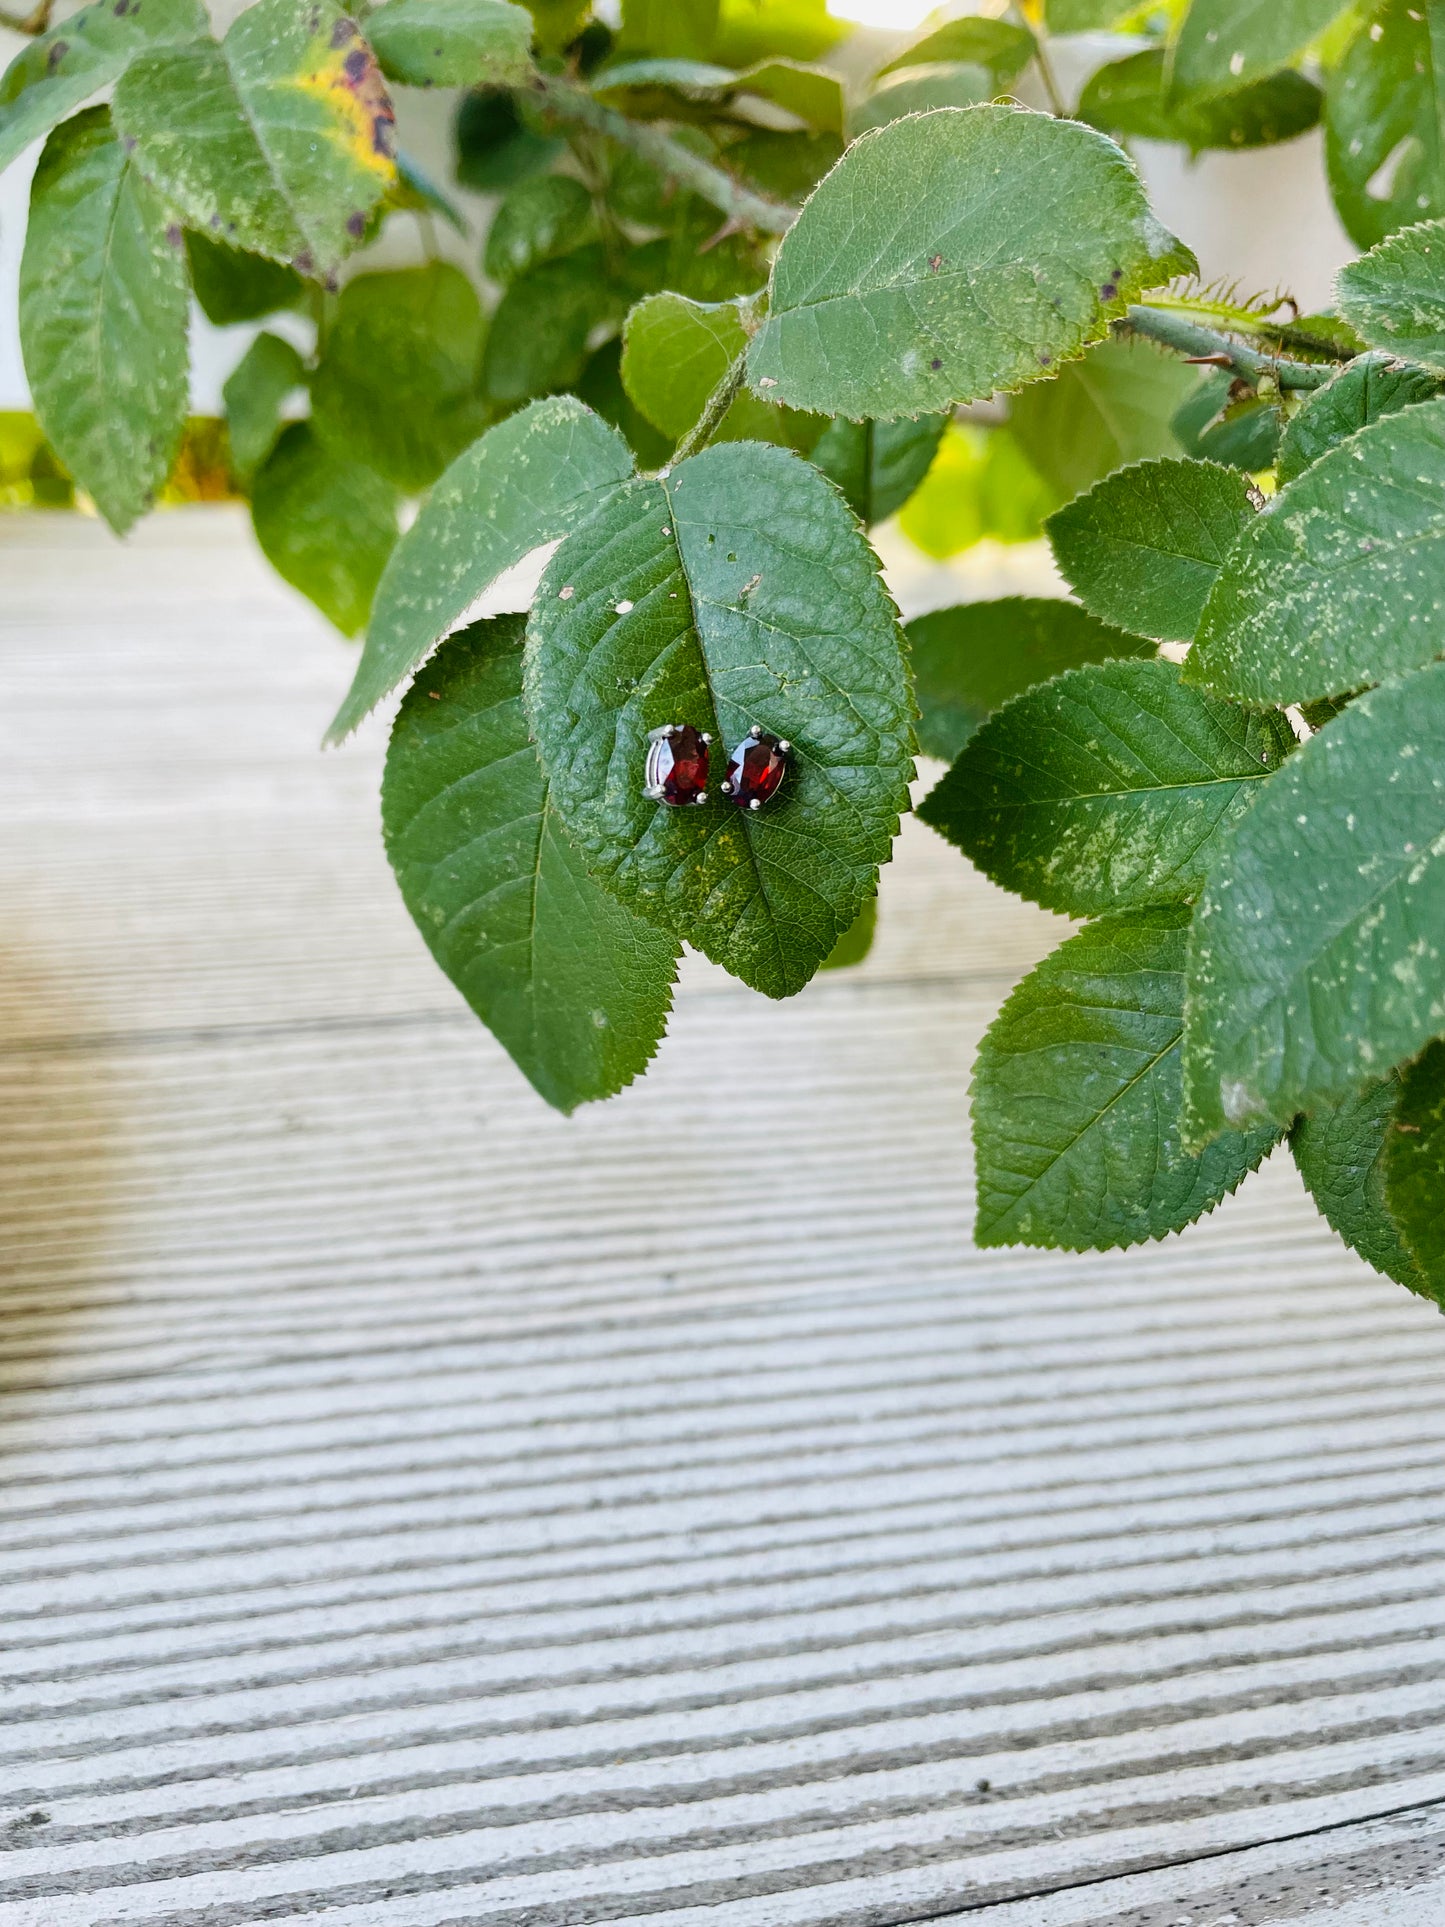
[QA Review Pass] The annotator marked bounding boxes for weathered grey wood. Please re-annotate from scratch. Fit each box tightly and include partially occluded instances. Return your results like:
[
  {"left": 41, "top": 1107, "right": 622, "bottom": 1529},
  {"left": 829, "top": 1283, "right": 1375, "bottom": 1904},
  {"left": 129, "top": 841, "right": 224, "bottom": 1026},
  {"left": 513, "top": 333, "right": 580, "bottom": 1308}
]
[{"left": 2, "top": 509, "right": 1444, "bottom": 1923}]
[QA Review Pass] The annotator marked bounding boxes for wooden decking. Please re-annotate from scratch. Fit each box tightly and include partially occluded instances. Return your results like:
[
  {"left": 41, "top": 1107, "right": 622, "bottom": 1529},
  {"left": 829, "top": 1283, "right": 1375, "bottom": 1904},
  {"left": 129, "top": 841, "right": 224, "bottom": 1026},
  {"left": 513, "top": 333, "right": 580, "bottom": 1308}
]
[{"left": 3, "top": 509, "right": 1445, "bottom": 1924}]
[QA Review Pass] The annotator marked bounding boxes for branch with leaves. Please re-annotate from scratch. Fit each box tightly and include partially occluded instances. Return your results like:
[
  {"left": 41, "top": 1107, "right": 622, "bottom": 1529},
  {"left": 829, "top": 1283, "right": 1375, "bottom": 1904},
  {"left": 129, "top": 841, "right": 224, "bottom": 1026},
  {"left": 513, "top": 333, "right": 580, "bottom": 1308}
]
[{"left": 6, "top": 0, "right": 1445, "bottom": 1310}]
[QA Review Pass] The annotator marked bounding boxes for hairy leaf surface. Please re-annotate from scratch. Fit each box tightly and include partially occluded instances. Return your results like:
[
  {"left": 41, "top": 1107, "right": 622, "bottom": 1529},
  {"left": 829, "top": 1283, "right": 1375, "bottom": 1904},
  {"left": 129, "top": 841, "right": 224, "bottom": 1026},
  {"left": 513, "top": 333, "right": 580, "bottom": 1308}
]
[
  {"left": 223, "top": 331, "right": 305, "bottom": 478},
  {"left": 20, "top": 109, "right": 189, "bottom": 536},
  {"left": 383, "top": 615, "right": 678, "bottom": 1112},
  {"left": 922, "top": 658, "right": 1292, "bottom": 916},
  {"left": 1047, "top": 458, "right": 1255, "bottom": 641},
  {"left": 525, "top": 442, "right": 913, "bottom": 997},
  {"left": 329, "top": 397, "right": 633, "bottom": 741},
  {"left": 1383, "top": 1041, "right": 1445, "bottom": 1300},
  {"left": 1170, "top": 0, "right": 1348, "bottom": 98},
  {"left": 973, "top": 906, "right": 1279, "bottom": 1250},
  {"left": 906, "top": 596, "right": 1151, "bottom": 764},
  {"left": 112, "top": 0, "right": 396, "bottom": 279},
  {"left": 0, "top": 0, "right": 205, "bottom": 177},
  {"left": 367, "top": 0, "right": 533, "bottom": 87},
  {"left": 1189, "top": 399, "right": 1445, "bottom": 704},
  {"left": 311, "top": 264, "right": 488, "bottom": 492},
  {"left": 252, "top": 423, "right": 399, "bottom": 636},
  {"left": 746, "top": 106, "right": 1193, "bottom": 421},
  {"left": 1292, "top": 1076, "right": 1428, "bottom": 1295},
  {"left": 1336, "top": 221, "right": 1445, "bottom": 373},
  {"left": 1275, "top": 351, "right": 1441, "bottom": 483},
  {"left": 1184, "top": 661, "right": 1445, "bottom": 1139}
]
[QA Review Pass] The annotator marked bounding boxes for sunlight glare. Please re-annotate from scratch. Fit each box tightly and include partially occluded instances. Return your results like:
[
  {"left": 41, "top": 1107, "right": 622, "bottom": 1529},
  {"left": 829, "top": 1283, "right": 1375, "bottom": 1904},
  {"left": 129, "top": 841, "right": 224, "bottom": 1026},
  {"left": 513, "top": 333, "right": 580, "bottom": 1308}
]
[{"left": 828, "top": 0, "right": 938, "bottom": 27}]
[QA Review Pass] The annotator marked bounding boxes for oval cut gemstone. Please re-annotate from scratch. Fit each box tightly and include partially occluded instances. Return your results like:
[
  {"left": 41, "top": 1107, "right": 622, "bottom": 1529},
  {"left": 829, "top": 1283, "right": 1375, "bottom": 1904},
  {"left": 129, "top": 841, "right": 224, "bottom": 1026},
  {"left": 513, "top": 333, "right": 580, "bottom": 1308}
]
[
  {"left": 723, "top": 729, "right": 789, "bottom": 809},
  {"left": 645, "top": 725, "right": 710, "bottom": 806}
]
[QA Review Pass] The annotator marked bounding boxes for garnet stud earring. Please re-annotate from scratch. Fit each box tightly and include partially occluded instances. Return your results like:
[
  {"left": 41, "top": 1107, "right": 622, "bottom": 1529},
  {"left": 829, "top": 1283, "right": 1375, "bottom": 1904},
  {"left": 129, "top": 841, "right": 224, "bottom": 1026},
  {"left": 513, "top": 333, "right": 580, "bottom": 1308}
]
[
  {"left": 721, "top": 726, "right": 790, "bottom": 810},
  {"left": 643, "top": 724, "right": 711, "bottom": 806}
]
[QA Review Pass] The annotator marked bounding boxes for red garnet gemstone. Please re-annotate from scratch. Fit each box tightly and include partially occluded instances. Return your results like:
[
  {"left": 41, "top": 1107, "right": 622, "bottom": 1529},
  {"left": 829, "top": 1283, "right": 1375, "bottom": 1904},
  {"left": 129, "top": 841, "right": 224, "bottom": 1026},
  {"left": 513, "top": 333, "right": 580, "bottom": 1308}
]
[
  {"left": 644, "top": 725, "right": 710, "bottom": 806},
  {"left": 723, "top": 727, "right": 790, "bottom": 809}
]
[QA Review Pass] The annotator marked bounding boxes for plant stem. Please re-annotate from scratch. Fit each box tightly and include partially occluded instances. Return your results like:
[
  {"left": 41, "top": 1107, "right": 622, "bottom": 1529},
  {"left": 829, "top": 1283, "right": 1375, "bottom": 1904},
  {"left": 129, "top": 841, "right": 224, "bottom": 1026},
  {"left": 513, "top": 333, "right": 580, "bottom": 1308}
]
[
  {"left": 671, "top": 352, "right": 747, "bottom": 464},
  {"left": 1122, "top": 304, "right": 1337, "bottom": 391},
  {"left": 530, "top": 70, "right": 798, "bottom": 236}
]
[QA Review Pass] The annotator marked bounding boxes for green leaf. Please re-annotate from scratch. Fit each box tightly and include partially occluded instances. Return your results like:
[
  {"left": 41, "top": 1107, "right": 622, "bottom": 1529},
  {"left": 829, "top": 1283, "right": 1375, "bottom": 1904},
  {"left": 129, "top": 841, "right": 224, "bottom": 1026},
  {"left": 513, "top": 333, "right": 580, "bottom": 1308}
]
[
  {"left": 897, "top": 424, "right": 1059, "bottom": 558},
  {"left": 111, "top": 0, "right": 397, "bottom": 279},
  {"left": 735, "top": 59, "right": 846, "bottom": 135},
  {"left": 0, "top": 0, "right": 205, "bottom": 178},
  {"left": 1183, "top": 659, "right": 1445, "bottom": 1138},
  {"left": 1291, "top": 1075, "right": 1429, "bottom": 1295},
  {"left": 1188, "top": 397, "right": 1445, "bottom": 705},
  {"left": 1336, "top": 220, "right": 1445, "bottom": 373},
  {"left": 619, "top": 291, "right": 806, "bottom": 448},
  {"left": 851, "top": 65, "right": 993, "bottom": 135},
  {"left": 311, "top": 264, "right": 488, "bottom": 493},
  {"left": 746, "top": 105, "right": 1194, "bottom": 422},
  {"left": 1009, "top": 337, "right": 1196, "bottom": 504},
  {"left": 1047, "top": 457, "right": 1256, "bottom": 641},
  {"left": 481, "top": 245, "right": 619, "bottom": 404},
  {"left": 252, "top": 423, "right": 399, "bottom": 636},
  {"left": 382, "top": 614, "right": 678, "bottom": 1113},
  {"left": 1080, "top": 49, "right": 1321, "bottom": 153},
  {"left": 186, "top": 232, "right": 305, "bottom": 325},
  {"left": 973, "top": 906, "right": 1280, "bottom": 1250},
  {"left": 1170, "top": 0, "right": 1349, "bottom": 99},
  {"left": 1383, "top": 1040, "right": 1445, "bottom": 1298},
  {"left": 820, "top": 893, "right": 877, "bottom": 970},
  {"left": 328, "top": 397, "right": 634, "bottom": 741},
  {"left": 19, "top": 108, "right": 189, "bottom": 537},
  {"left": 1046, "top": 0, "right": 1138, "bottom": 29},
  {"left": 881, "top": 17, "right": 1035, "bottom": 80},
  {"left": 483, "top": 175, "right": 596, "bottom": 285},
  {"left": 1192, "top": 394, "right": 1283, "bottom": 471},
  {"left": 524, "top": 441, "right": 914, "bottom": 997},
  {"left": 620, "top": 0, "right": 718, "bottom": 58},
  {"left": 222, "top": 330, "right": 305, "bottom": 479},
  {"left": 1324, "top": 0, "right": 1445, "bottom": 251},
  {"left": 367, "top": 0, "right": 533, "bottom": 87},
  {"left": 575, "top": 338, "right": 673, "bottom": 469},
  {"left": 712, "top": 0, "right": 841, "bottom": 65},
  {"left": 906, "top": 595, "right": 1153, "bottom": 763},
  {"left": 923, "top": 658, "right": 1292, "bottom": 916},
  {"left": 1276, "top": 350, "right": 1441, "bottom": 483},
  {"left": 455, "top": 87, "right": 563, "bottom": 189},
  {"left": 728, "top": 127, "right": 842, "bottom": 200},
  {"left": 808, "top": 415, "right": 947, "bottom": 525}
]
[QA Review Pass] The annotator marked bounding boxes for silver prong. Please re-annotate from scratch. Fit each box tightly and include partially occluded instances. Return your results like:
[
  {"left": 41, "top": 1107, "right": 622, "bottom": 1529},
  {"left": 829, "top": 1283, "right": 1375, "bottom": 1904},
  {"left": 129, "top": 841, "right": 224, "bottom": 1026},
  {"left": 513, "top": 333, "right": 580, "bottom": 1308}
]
[
  {"left": 694, "top": 791, "right": 708, "bottom": 804},
  {"left": 777, "top": 739, "right": 792, "bottom": 754},
  {"left": 749, "top": 798, "right": 762, "bottom": 810},
  {"left": 700, "top": 731, "right": 712, "bottom": 743},
  {"left": 646, "top": 724, "right": 670, "bottom": 743},
  {"left": 749, "top": 723, "right": 762, "bottom": 738},
  {"left": 643, "top": 784, "right": 662, "bottom": 800}
]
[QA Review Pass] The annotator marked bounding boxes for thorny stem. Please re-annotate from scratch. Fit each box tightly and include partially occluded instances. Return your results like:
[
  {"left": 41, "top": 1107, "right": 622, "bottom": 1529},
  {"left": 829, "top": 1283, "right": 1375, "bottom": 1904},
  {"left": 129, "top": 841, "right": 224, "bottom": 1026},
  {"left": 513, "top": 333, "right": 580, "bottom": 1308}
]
[
  {"left": 670, "top": 351, "right": 748, "bottom": 464},
  {"left": 530, "top": 70, "right": 799, "bottom": 237},
  {"left": 0, "top": 0, "right": 50, "bottom": 30},
  {"left": 1122, "top": 304, "right": 1337, "bottom": 391}
]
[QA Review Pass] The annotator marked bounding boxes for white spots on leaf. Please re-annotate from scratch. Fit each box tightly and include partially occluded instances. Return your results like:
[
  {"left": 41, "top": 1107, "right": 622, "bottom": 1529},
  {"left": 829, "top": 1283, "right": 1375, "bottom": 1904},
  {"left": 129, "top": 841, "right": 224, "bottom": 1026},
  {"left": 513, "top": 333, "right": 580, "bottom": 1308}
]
[
  {"left": 615, "top": 600, "right": 634, "bottom": 615},
  {"left": 558, "top": 585, "right": 574, "bottom": 600},
  {"left": 1229, "top": 50, "right": 1244, "bottom": 74}
]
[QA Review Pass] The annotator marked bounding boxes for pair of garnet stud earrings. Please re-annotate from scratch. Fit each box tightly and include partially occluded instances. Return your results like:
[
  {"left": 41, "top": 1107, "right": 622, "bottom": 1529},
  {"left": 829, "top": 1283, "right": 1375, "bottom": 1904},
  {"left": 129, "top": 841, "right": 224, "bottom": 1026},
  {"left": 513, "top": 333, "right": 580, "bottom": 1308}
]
[{"left": 643, "top": 723, "right": 790, "bottom": 811}]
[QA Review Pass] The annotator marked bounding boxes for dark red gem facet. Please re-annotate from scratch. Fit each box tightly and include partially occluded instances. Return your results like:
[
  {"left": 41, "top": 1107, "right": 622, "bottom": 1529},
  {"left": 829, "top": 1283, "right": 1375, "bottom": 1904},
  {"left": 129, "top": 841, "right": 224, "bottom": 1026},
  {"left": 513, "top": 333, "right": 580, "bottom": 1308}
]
[
  {"left": 724, "top": 730, "right": 788, "bottom": 809},
  {"left": 646, "top": 725, "right": 710, "bottom": 806}
]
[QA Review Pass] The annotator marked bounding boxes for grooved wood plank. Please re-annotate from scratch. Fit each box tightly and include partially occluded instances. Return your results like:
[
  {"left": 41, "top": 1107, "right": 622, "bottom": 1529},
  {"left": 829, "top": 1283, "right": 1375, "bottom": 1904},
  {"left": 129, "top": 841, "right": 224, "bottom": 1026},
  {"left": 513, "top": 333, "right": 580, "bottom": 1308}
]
[{"left": 2, "top": 510, "right": 1444, "bottom": 1924}]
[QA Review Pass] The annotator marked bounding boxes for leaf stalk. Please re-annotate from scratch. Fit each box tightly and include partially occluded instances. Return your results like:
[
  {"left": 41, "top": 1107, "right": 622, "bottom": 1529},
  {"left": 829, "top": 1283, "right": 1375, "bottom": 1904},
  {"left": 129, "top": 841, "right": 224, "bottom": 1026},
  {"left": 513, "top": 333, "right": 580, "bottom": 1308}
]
[{"left": 529, "top": 71, "right": 798, "bottom": 237}]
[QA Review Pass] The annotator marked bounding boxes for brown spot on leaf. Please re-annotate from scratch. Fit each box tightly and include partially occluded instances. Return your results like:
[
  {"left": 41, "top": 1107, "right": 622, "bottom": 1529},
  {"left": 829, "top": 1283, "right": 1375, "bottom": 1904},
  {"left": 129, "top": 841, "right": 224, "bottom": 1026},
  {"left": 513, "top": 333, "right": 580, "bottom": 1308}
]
[
  {"left": 930, "top": 358, "right": 942, "bottom": 370},
  {"left": 929, "top": 253, "right": 942, "bottom": 272},
  {"left": 1099, "top": 281, "right": 1117, "bottom": 302},
  {"left": 164, "top": 222, "right": 182, "bottom": 248},
  {"left": 330, "top": 14, "right": 357, "bottom": 44},
  {"left": 346, "top": 210, "right": 366, "bottom": 237},
  {"left": 293, "top": 248, "right": 315, "bottom": 276},
  {"left": 46, "top": 38, "right": 68, "bottom": 70}
]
